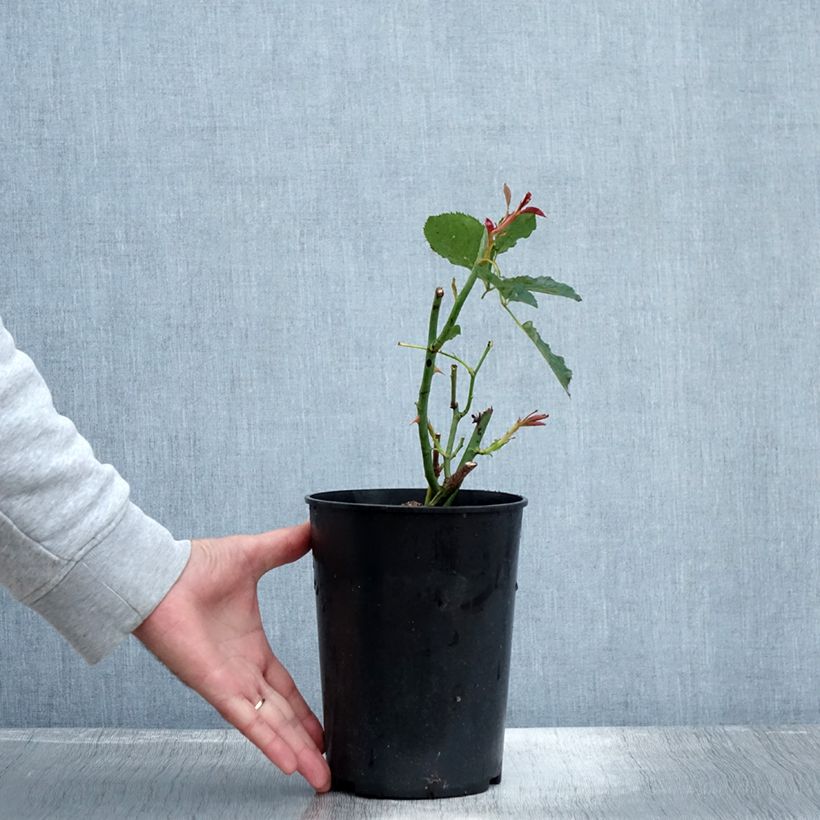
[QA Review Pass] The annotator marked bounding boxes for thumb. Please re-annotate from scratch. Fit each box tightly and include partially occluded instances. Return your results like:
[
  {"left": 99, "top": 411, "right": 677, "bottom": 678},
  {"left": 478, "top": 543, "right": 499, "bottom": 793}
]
[{"left": 247, "top": 520, "right": 312, "bottom": 577}]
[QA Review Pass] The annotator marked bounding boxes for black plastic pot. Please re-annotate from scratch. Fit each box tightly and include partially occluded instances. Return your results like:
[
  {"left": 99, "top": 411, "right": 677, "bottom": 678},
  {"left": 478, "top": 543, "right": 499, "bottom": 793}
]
[{"left": 306, "top": 488, "right": 526, "bottom": 799}]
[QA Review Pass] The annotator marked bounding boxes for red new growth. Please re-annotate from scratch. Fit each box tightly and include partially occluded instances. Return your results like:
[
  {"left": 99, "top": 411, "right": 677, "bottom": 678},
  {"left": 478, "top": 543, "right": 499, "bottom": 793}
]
[
  {"left": 485, "top": 190, "right": 546, "bottom": 237},
  {"left": 518, "top": 411, "right": 549, "bottom": 427}
]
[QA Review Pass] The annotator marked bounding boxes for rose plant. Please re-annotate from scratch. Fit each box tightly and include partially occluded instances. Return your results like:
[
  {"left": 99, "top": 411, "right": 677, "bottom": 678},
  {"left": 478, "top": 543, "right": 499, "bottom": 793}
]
[
  {"left": 307, "top": 186, "right": 583, "bottom": 799},
  {"left": 400, "top": 185, "right": 582, "bottom": 505}
]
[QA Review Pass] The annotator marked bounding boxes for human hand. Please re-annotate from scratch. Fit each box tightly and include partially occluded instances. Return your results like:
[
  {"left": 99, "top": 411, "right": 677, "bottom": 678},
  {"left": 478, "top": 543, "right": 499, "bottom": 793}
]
[{"left": 133, "top": 521, "right": 331, "bottom": 792}]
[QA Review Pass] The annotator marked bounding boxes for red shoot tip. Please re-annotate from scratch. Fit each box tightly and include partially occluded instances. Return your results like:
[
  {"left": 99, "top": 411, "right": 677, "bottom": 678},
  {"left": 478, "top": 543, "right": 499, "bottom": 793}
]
[
  {"left": 517, "top": 192, "right": 532, "bottom": 210},
  {"left": 519, "top": 411, "right": 549, "bottom": 427}
]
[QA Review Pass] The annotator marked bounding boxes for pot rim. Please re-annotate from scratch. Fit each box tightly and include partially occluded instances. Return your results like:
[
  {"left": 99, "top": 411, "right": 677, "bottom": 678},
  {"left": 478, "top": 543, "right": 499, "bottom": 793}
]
[{"left": 305, "top": 487, "right": 528, "bottom": 513}]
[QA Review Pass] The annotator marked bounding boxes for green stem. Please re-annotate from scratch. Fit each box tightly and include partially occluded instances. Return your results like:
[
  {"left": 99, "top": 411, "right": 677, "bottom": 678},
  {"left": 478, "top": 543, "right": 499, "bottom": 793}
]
[
  {"left": 415, "top": 235, "right": 491, "bottom": 506},
  {"left": 502, "top": 299, "right": 535, "bottom": 337},
  {"left": 443, "top": 490, "right": 459, "bottom": 507},
  {"left": 430, "top": 460, "right": 478, "bottom": 506},
  {"left": 461, "top": 340, "right": 492, "bottom": 420},
  {"left": 442, "top": 340, "right": 492, "bottom": 480},
  {"left": 444, "top": 364, "right": 459, "bottom": 479},
  {"left": 431, "top": 406, "right": 494, "bottom": 506},
  {"left": 398, "top": 342, "right": 472, "bottom": 372},
  {"left": 456, "top": 407, "right": 493, "bottom": 474},
  {"left": 434, "top": 261, "right": 483, "bottom": 350},
  {"left": 416, "top": 287, "right": 444, "bottom": 495}
]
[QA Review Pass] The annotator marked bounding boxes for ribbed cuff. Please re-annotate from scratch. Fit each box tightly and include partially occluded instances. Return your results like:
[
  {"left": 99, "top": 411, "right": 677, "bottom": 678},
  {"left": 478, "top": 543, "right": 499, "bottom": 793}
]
[{"left": 27, "top": 502, "right": 191, "bottom": 665}]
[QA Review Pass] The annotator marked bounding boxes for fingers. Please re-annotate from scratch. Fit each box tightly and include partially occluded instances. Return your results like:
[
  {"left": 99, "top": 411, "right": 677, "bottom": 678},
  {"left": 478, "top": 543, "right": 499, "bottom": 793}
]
[
  {"left": 221, "top": 692, "right": 330, "bottom": 793},
  {"left": 256, "top": 687, "right": 330, "bottom": 792},
  {"left": 265, "top": 657, "right": 325, "bottom": 752},
  {"left": 228, "top": 696, "right": 298, "bottom": 775},
  {"left": 247, "top": 521, "right": 313, "bottom": 577}
]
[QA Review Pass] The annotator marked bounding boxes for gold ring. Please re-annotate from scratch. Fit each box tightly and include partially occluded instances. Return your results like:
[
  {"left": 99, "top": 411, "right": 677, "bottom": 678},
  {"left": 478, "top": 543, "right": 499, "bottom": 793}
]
[{"left": 254, "top": 698, "right": 265, "bottom": 711}]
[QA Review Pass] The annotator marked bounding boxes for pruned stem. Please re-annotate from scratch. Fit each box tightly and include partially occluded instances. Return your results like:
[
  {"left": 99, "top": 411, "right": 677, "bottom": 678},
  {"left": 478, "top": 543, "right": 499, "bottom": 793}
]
[
  {"left": 457, "top": 407, "right": 494, "bottom": 474},
  {"left": 431, "top": 407, "right": 493, "bottom": 505},
  {"left": 443, "top": 461, "right": 477, "bottom": 494},
  {"left": 430, "top": 461, "right": 477, "bottom": 506}
]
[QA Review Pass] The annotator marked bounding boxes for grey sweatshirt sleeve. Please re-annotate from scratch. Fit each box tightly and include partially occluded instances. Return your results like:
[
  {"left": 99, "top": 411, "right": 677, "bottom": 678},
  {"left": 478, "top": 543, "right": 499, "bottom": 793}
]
[{"left": 0, "top": 315, "right": 191, "bottom": 664}]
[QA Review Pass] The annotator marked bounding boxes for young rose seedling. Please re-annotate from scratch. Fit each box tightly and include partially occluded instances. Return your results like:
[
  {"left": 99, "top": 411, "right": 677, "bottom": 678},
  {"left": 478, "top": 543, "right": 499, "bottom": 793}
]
[{"left": 399, "top": 186, "right": 582, "bottom": 506}]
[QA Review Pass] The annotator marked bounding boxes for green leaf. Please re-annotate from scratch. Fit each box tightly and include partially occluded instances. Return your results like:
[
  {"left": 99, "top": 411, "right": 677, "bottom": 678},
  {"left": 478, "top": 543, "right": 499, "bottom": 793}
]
[
  {"left": 424, "top": 213, "right": 484, "bottom": 269},
  {"left": 484, "top": 273, "right": 581, "bottom": 308},
  {"left": 520, "top": 320, "right": 573, "bottom": 395},
  {"left": 494, "top": 212, "right": 537, "bottom": 254},
  {"left": 500, "top": 281, "right": 539, "bottom": 307},
  {"left": 476, "top": 261, "right": 499, "bottom": 290},
  {"left": 439, "top": 324, "right": 461, "bottom": 344},
  {"left": 502, "top": 275, "right": 582, "bottom": 303}
]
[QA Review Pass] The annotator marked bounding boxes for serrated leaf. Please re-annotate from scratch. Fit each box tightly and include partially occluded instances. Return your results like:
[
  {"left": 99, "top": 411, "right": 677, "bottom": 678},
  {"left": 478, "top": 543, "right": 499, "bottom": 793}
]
[
  {"left": 519, "top": 320, "right": 573, "bottom": 395},
  {"left": 439, "top": 324, "right": 461, "bottom": 344},
  {"left": 502, "top": 275, "right": 582, "bottom": 302},
  {"left": 424, "top": 212, "right": 484, "bottom": 269},
  {"left": 501, "top": 281, "right": 539, "bottom": 307},
  {"left": 494, "top": 212, "right": 537, "bottom": 254}
]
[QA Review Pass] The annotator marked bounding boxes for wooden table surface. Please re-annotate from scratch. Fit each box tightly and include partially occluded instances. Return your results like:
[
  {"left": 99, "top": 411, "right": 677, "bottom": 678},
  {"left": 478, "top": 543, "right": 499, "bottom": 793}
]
[{"left": 1, "top": 726, "right": 818, "bottom": 818}]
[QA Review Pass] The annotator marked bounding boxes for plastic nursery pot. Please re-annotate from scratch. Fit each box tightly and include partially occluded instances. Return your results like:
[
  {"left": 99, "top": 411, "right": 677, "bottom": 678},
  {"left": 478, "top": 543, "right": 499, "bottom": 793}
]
[{"left": 305, "top": 488, "right": 526, "bottom": 800}]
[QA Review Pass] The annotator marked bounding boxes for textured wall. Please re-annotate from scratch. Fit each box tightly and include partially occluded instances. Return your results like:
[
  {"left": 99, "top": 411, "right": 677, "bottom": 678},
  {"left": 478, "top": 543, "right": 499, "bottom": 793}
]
[{"left": 1, "top": 0, "right": 818, "bottom": 728}]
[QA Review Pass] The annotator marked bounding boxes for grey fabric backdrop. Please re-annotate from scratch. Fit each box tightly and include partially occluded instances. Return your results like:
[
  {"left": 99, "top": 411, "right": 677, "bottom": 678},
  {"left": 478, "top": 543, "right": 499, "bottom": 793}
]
[{"left": 1, "top": 0, "right": 818, "bottom": 729}]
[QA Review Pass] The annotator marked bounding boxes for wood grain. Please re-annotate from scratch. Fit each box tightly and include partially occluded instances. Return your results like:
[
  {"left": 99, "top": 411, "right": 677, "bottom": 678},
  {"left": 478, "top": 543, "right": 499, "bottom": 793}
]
[{"left": 0, "top": 726, "right": 818, "bottom": 818}]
